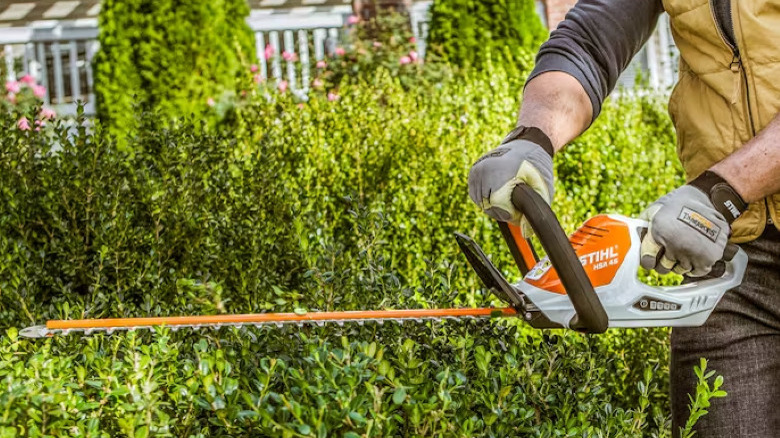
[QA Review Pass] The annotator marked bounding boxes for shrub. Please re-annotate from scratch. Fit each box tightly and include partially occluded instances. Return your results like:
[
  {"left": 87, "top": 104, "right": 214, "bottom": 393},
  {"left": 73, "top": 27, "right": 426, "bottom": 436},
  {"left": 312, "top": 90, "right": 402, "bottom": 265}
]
[
  {"left": 93, "top": 0, "right": 257, "bottom": 137},
  {"left": 426, "top": 0, "right": 548, "bottom": 70},
  {"left": 315, "top": 13, "right": 451, "bottom": 93},
  {"left": 0, "top": 65, "right": 684, "bottom": 435}
]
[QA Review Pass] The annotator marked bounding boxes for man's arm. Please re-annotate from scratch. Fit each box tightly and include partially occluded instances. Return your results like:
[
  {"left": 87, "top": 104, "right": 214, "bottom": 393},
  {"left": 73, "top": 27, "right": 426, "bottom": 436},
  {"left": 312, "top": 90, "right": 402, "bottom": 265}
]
[
  {"left": 468, "top": 0, "right": 664, "bottom": 229},
  {"left": 711, "top": 112, "right": 780, "bottom": 202},
  {"left": 518, "top": 0, "right": 665, "bottom": 150},
  {"left": 518, "top": 72, "right": 592, "bottom": 152}
]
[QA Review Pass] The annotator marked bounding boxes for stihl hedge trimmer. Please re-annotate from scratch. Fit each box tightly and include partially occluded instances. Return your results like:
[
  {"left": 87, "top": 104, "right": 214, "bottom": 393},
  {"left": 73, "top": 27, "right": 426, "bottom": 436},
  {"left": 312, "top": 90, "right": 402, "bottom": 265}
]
[{"left": 20, "top": 184, "right": 747, "bottom": 338}]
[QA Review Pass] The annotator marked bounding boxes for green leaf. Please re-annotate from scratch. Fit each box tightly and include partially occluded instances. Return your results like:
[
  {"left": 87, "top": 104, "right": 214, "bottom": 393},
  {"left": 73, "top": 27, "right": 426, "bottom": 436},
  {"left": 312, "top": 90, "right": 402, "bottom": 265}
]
[
  {"left": 348, "top": 411, "right": 366, "bottom": 424},
  {"left": 392, "top": 387, "right": 407, "bottom": 405}
]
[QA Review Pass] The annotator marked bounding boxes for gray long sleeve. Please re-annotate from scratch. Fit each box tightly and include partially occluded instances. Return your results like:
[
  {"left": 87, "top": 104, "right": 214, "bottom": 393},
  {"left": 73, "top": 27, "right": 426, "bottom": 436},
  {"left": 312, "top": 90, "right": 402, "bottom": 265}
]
[{"left": 527, "top": 0, "right": 665, "bottom": 121}]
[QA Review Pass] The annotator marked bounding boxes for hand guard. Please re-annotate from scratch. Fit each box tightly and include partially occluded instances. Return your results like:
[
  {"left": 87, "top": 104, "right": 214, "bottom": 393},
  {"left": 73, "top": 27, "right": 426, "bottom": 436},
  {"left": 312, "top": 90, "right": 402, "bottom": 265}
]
[
  {"left": 639, "top": 171, "right": 747, "bottom": 277},
  {"left": 468, "top": 126, "right": 554, "bottom": 235}
]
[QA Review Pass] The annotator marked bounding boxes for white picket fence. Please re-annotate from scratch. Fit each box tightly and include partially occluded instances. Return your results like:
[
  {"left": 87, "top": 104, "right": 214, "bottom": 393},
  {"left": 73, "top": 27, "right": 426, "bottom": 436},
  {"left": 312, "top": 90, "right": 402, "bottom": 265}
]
[
  {"left": 2, "top": 5, "right": 672, "bottom": 116},
  {"left": 2, "top": 24, "right": 99, "bottom": 115},
  {"left": 245, "top": 3, "right": 431, "bottom": 96}
]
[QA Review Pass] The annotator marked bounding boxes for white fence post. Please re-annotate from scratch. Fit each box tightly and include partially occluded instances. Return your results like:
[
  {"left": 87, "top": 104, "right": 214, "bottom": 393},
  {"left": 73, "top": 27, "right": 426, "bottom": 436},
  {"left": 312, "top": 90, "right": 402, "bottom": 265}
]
[
  {"left": 35, "top": 42, "right": 49, "bottom": 104},
  {"left": 313, "top": 28, "right": 326, "bottom": 61},
  {"left": 268, "top": 31, "right": 282, "bottom": 81},
  {"left": 255, "top": 31, "right": 267, "bottom": 81},
  {"left": 283, "top": 30, "right": 296, "bottom": 88},
  {"left": 69, "top": 40, "right": 81, "bottom": 100},
  {"left": 4, "top": 46, "right": 16, "bottom": 81},
  {"left": 298, "top": 30, "right": 310, "bottom": 92},
  {"left": 52, "top": 40, "right": 65, "bottom": 103},
  {"left": 85, "top": 40, "right": 97, "bottom": 102}
]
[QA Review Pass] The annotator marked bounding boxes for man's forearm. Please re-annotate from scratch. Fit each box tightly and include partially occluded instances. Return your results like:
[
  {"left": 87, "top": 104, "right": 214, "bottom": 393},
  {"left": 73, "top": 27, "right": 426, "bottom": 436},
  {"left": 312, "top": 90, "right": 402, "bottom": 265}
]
[
  {"left": 711, "top": 112, "right": 780, "bottom": 202},
  {"left": 518, "top": 72, "right": 592, "bottom": 152}
]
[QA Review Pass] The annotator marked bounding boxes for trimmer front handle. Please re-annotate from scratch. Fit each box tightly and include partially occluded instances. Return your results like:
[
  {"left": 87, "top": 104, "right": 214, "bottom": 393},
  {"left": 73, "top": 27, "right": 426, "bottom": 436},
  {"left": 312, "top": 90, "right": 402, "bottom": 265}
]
[{"left": 511, "top": 184, "right": 609, "bottom": 333}]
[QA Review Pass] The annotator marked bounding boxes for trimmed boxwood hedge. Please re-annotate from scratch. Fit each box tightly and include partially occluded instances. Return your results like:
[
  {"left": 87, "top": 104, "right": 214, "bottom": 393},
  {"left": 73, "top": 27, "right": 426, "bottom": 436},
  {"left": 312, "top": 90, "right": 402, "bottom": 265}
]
[{"left": 0, "top": 65, "right": 688, "bottom": 436}]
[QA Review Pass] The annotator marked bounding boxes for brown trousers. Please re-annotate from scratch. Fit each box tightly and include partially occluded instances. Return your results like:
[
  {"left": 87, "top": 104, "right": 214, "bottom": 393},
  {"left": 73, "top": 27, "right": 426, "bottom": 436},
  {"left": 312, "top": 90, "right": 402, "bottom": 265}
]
[{"left": 671, "top": 226, "right": 780, "bottom": 437}]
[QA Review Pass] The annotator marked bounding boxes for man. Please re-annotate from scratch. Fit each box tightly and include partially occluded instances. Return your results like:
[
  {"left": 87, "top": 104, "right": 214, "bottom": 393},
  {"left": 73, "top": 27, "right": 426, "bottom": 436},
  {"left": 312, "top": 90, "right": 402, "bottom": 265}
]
[{"left": 467, "top": 0, "right": 780, "bottom": 436}]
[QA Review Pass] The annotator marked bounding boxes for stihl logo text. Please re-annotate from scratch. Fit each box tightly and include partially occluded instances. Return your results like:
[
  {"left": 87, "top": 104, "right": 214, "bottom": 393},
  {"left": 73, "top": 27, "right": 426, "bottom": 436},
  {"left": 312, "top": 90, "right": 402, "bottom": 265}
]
[
  {"left": 579, "top": 246, "right": 619, "bottom": 271},
  {"left": 724, "top": 200, "right": 741, "bottom": 220}
]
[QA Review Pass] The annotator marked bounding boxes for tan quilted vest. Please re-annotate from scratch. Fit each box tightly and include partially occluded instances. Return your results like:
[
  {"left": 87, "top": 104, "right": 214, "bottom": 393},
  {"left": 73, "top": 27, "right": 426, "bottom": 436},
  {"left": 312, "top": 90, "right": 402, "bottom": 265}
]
[{"left": 662, "top": 0, "right": 780, "bottom": 243}]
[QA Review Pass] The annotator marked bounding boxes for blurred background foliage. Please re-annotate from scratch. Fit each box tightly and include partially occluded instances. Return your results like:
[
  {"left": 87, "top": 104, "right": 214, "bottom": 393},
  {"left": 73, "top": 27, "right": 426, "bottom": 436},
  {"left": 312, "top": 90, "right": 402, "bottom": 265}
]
[{"left": 93, "top": 0, "right": 257, "bottom": 138}]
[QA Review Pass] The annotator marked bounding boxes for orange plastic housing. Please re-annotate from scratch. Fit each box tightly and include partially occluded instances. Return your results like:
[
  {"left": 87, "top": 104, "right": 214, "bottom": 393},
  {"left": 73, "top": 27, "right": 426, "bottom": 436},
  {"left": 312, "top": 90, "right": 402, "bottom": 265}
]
[
  {"left": 524, "top": 215, "right": 631, "bottom": 294},
  {"left": 506, "top": 223, "right": 538, "bottom": 271}
]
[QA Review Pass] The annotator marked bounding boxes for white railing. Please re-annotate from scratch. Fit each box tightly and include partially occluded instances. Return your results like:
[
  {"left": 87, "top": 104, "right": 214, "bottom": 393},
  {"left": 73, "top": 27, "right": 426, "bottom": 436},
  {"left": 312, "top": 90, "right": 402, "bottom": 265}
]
[
  {"left": 249, "top": 9, "right": 350, "bottom": 97},
  {"left": 2, "top": 23, "right": 99, "bottom": 115},
  {"left": 249, "top": 4, "right": 431, "bottom": 96}
]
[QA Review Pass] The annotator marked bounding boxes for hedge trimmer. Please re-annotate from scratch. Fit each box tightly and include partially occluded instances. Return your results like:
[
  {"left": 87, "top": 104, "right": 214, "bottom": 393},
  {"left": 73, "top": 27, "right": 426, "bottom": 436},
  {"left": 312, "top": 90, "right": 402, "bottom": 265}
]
[{"left": 20, "top": 184, "right": 747, "bottom": 338}]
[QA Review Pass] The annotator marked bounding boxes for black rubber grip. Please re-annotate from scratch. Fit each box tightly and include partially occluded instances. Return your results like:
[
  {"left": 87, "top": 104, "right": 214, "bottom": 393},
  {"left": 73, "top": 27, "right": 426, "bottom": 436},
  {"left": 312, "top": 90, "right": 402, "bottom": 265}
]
[
  {"left": 722, "top": 243, "right": 739, "bottom": 262},
  {"left": 709, "top": 243, "right": 740, "bottom": 278},
  {"left": 511, "top": 184, "right": 609, "bottom": 334}
]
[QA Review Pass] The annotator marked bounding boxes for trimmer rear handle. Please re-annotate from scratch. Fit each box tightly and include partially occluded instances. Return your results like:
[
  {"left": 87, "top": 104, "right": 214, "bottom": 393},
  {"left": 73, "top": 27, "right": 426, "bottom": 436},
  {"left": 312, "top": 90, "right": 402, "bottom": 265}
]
[{"left": 511, "top": 184, "right": 609, "bottom": 333}]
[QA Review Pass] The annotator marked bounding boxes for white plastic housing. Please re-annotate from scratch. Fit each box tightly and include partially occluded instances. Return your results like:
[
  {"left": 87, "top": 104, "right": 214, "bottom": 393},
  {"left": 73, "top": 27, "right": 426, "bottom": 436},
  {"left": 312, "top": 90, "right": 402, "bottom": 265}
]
[{"left": 517, "top": 215, "right": 748, "bottom": 329}]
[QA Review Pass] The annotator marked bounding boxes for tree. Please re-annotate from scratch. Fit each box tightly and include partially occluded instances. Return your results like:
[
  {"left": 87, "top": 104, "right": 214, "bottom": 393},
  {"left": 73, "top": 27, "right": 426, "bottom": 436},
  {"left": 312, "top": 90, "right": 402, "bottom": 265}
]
[
  {"left": 94, "top": 0, "right": 256, "bottom": 137},
  {"left": 426, "top": 0, "right": 548, "bottom": 70}
]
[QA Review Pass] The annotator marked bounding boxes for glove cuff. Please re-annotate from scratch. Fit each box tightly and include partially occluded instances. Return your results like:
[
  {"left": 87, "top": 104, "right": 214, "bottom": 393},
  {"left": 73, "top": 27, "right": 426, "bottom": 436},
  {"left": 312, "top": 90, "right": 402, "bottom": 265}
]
[
  {"left": 501, "top": 126, "right": 554, "bottom": 157},
  {"left": 689, "top": 171, "right": 748, "bottom": 224}
]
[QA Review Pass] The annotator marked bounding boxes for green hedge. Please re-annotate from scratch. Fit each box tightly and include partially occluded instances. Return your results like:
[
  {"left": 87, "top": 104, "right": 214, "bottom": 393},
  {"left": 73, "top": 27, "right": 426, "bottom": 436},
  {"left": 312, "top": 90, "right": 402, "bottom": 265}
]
[
  {"left": 93, "top": 0, "right": 256, "bottom": 137},
  {"left": 1, "top": 66, "right": 684, "bottom": 436},
  {"left": 426, "top": 0, "right": 547, "bottom": 69}
]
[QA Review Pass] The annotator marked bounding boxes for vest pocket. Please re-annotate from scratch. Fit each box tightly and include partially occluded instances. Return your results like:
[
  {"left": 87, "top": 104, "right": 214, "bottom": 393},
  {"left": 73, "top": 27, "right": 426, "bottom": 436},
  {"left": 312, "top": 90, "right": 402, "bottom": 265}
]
[{"left": 668, "top": 69, "right": 739, "bottom": 180}]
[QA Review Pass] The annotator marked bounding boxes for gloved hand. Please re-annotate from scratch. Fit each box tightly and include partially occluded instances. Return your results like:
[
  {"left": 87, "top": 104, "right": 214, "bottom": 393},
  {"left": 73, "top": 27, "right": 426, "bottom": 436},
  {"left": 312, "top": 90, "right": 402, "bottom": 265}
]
[
  {"left": 468, "top": 126, "right": 554, "bottom": 235},
  {"left": 640, "top": 171, "right": 747, "bottom": 277}
]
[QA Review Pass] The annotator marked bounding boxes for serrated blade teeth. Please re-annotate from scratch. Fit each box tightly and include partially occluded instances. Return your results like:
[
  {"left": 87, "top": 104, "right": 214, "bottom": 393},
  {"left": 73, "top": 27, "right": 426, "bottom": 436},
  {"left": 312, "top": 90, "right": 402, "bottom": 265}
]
[{"left": 19, "top": 307, "right": 515, "bottom": 338}]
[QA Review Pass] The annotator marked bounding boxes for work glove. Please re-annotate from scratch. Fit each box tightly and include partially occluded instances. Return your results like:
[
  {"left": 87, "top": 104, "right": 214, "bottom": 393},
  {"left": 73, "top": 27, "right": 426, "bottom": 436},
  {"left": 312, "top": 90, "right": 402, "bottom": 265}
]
[
  {"left": 468, "top": 126, "right": 554, "bottom": 235},
  {"left": 640, "top": 171, "right": 747, "bottom": 277}
]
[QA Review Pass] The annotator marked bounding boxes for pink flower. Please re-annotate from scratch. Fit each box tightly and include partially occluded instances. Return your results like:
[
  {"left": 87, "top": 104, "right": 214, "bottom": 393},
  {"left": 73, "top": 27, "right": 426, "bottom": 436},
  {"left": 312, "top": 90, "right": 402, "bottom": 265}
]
[
  {"left": 39, "top": 107, "right": 56, "bottom": 120},
  {"left": 8, "top": 94, "right": 16, "bottom": 104},
  {"left": 399, "top": 56, "right": 411, "bottom": 65},
  {"left": 254, "top": 74, "right": 263, "bottom": 84},
  {"left": 19, "top": 74, "right": 35, "bottom": 85},
  {"left": 409, "top": 50, "right": 418, "bottom": 61},
  {"left": 282, "top": 51, "right": 297, "bottom": 62},
  {"left": 316, "top": 60, "right": 327, "bottom": 69},
  {"left": 207, "top": 97, "right": 216, "bottom": 107},
  {"left": 250, "top": 64, "right": 259, "bottom": 73},
  {"left": 409, "top": 36, "right": 417, "bottom": 44},
  {"left": 264, "top": 44, "right": 275, "bottom": 60},
  {"left": 17, "top": 117, "right": 30, "bottom": 131},
  {"left": 5, "top": 81, "right": 20, "bottom": 94},
  {"left": 278, "top": 80, "right": 288, "bottom": 93},
  {"left": 33, "top": 85, "right": 46, "bottom": 98},
  {"left": 34, "top": 119, "right": 45, "bottom": 131},
  {"left": 347, "top": 15, "right": 360, "bottom": 25},
  {"left": 327, "top": 92, "right": 339, "bottom": 101},
  {"left": 297, "top": 103, "right": 305, "bottom": 109},
  {"left": 372, "top": 41, "right": 383, "bottom": 48},
  {"left": 335, "top": 47, "right": 345, "bottom": 56},
  {"left": 312, "top": 78, "right": 324, "bottom": 88}
]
